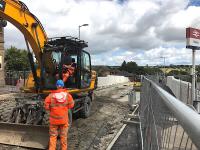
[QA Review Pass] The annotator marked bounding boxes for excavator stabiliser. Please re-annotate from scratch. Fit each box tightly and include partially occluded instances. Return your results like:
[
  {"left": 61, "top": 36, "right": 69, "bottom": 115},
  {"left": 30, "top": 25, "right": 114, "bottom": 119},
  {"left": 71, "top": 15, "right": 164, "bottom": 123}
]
[{"left": 0, "top": 122, "right": 49, "bottom": 149}]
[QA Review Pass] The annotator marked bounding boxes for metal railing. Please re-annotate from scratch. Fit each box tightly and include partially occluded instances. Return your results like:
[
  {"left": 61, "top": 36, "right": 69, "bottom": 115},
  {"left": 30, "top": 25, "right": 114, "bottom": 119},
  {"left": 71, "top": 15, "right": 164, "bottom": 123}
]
[{"left": 140, "top": 77, "right": 200, "bottom": 150}]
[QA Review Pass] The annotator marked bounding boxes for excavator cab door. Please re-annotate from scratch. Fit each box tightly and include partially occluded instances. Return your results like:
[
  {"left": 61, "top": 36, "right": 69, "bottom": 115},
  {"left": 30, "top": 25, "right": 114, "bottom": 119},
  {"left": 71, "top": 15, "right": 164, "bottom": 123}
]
[{"left": 79, "top": 50, "right": 92, "bottom": 89}]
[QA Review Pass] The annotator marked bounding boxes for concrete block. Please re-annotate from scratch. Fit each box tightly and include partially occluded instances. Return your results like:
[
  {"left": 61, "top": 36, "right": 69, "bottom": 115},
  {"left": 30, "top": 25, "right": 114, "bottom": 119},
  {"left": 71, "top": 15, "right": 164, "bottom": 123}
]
[
  {"left": 97, "top": 75, "right": 130, "bottom": 88},
  {"left": 167, "top": 76, "right": 192, "bottom": 105}
]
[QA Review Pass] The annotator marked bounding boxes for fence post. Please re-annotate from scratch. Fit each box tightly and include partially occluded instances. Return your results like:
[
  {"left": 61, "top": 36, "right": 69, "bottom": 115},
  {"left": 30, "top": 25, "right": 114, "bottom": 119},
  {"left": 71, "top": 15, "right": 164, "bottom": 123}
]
[
  {"left": 128, "top": 90, "right": 136, "bottom": 109},
  {"left": 23, "top": 70, "right": 26, "bottom": 86}
]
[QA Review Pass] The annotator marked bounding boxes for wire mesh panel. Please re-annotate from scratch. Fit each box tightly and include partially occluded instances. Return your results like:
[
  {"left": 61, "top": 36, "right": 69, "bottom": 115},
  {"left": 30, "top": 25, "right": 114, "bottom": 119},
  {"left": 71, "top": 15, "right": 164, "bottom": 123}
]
[
  {"left": 4, "top": 70, "right": 31, "bottom": 92},
  {"left": 5, "top": 70, "right": 30, "bottom": 86},
  {"left": 140, "top": 77, "right": 198, "bottom": 150}
]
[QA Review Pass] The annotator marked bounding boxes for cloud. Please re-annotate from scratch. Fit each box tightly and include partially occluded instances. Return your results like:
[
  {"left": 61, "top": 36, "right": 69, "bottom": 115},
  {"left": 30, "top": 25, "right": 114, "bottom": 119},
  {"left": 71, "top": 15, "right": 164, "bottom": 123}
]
[
  {"left": 93, "top": 46, "right": 197, "bottom": 66},
  {"left": 2, "top": 0, "right": 200, "bottom": 66}
]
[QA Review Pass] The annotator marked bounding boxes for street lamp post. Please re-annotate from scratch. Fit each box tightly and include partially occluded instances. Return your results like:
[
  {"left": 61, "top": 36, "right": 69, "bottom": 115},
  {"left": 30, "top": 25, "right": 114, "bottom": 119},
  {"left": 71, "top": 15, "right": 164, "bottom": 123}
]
[{"left": 78, "top": 24, "right": 89, "bottom": 39}]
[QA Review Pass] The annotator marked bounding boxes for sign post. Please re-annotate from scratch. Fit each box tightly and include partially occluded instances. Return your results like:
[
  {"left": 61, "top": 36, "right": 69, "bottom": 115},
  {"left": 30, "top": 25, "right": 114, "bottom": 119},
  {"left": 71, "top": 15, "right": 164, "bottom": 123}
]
[
  {"left": 186, "top": 27, "right": 200, "bottom": 112},
  {"left": 192, "top": 49, "right": 196, "bottom": 108}
]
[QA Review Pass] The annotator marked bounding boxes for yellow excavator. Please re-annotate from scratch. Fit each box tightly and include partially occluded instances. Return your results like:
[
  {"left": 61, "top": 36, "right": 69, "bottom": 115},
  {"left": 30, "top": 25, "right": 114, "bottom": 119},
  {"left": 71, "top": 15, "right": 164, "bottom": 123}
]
[{"left": 0, "top": 0, "right": 97, "bottom": 149}]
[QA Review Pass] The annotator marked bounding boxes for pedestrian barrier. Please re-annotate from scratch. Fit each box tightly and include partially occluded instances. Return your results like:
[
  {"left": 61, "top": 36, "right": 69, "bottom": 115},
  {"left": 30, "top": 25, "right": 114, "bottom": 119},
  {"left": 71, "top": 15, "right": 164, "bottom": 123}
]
[
  {"left": 166, "top": 76, "right": 193, "bottom": 105},
  {"left": 140, "top": 77, "right": 200, "bottom": 150},
  {"left": 97, "top": 75, "right": 130, "bottom": 87}
]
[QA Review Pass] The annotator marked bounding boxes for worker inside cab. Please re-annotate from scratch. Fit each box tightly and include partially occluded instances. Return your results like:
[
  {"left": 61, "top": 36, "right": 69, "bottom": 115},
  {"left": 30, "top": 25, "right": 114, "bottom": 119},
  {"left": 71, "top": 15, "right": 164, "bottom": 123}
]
[
  {"left": 62, "top": 58, "right": 76, "bottom": 84},
  {"left": 64, "top": 58, "right": 77, "bottom": 88},
  {"left": 71, "top": 58, "right": 76, "bottom": 69},
  {"left": 55, "top": 52, "right": 77, "bottom": 87}
]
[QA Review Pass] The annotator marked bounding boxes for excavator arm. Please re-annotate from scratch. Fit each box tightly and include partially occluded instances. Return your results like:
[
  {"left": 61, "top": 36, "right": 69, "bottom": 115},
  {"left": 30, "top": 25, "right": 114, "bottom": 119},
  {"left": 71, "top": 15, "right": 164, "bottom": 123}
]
[
  {"left": 0, "top": 0, "right": 53, "bottom": 90},
  {"left": 0, "top": 0, "right": 47, "bottom": 58}
]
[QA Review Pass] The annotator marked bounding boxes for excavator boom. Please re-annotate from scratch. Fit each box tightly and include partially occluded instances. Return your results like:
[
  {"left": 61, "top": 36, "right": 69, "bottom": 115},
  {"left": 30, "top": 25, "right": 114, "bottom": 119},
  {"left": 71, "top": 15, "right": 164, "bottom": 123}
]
[
  {"left": 0, "top": 0, "right": 55, "bottom": 90},
  {"left": 0, "top": 0, "right": 47, "bottom": 58}
]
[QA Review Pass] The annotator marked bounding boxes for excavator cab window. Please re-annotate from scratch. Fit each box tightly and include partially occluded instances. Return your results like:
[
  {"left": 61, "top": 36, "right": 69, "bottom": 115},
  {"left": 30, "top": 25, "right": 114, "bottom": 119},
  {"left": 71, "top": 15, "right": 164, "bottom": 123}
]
[
  {"left": 61, "top": 50, "right": 78, "bottom": 88},
  {"left": 52, "top": 51, "right": 61, "bottom": 64},
  {"left": 43, "top": 49, "right": 79, "bottom": 89},
  {"left": 80, "top": 51, "right": 91, "bottom": 88}
]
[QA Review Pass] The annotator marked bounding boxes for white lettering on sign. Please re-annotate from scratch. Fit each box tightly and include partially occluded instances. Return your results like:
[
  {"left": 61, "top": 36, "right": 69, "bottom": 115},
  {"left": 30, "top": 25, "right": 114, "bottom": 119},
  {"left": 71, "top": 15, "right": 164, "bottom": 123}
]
[
  {"left": 193, "top": 30, "right": 200, "bottom": 38},
  {"left": 186, "top": 27, "right": 200, "bottom": 49}
]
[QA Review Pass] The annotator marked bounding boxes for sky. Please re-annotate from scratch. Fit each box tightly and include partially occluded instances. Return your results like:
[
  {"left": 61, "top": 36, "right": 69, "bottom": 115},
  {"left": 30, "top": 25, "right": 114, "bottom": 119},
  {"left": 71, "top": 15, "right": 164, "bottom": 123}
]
[{"left": 4, "top": 0, "right": 200, "bottom": 66}]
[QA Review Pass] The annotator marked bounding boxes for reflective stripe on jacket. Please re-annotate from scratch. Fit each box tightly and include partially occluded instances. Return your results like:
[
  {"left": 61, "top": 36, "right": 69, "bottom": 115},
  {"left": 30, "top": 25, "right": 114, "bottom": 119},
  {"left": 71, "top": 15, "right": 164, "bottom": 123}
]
[{"left": 44, "top": 89, "right": 74, "bottom": 125}]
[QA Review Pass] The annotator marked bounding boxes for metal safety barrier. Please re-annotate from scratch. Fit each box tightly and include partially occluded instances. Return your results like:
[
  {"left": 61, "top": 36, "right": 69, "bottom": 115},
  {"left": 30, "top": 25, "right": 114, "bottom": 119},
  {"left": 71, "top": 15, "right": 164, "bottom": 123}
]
[
  {"left": 140, "top": 77, "right": 200, "bottom": 150},
  {"left": 5, "top": 70, "right": 30, "bottom": 86}
]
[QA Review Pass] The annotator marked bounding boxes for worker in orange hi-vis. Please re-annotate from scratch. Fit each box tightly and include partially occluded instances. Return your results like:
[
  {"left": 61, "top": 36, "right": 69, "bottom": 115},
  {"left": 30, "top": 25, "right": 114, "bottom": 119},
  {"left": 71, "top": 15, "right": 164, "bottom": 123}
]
[
  {"left": 44, "top": 80, "right": 74, "bottom": 150},
  {"left": 62, "top": 63, "right": 75, "bottom": 83}
]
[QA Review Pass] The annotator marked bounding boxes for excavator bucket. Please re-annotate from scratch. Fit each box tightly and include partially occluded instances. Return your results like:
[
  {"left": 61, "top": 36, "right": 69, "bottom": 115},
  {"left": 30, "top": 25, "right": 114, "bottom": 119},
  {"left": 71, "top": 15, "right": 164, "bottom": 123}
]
[{"left": 0, "top": 122, "right": 49, "bottom": 149}]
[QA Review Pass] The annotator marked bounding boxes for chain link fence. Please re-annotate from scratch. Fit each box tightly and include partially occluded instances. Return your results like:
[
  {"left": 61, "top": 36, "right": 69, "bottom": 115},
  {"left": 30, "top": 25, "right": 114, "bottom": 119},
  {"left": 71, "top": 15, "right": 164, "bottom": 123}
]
[{"left": 140, "top": 77, "right": 200, "bottom": 150}]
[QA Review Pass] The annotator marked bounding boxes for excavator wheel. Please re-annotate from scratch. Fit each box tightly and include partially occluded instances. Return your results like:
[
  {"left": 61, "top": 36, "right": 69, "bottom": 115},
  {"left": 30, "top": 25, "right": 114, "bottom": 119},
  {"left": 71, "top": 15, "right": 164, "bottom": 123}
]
[
  {"left": 0, "top": 100, "right": 16, "bottom": 122},
  {"left": 80, "top": 96, "right": 91, "bottom": 118}
]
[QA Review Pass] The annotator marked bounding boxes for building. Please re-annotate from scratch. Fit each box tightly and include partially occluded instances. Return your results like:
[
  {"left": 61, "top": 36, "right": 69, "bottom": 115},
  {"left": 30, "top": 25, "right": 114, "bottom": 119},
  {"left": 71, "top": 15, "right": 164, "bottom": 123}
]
[{"left": 0, "top": 27, "right": 5, "bottom": 86}]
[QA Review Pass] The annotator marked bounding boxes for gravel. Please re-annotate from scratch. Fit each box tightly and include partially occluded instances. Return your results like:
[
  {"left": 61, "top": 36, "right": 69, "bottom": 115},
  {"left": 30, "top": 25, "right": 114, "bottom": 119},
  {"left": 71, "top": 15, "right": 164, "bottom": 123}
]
[{"left": 0, "top": 84, "right": 133, "bottom": 150}]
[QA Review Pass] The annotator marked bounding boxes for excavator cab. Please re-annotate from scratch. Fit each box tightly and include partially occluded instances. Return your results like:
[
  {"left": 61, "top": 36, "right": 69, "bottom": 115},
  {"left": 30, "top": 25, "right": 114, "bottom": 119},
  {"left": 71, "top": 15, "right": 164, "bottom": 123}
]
[{"left": 41, "top": 36, "right": 92, "bottom": 90}]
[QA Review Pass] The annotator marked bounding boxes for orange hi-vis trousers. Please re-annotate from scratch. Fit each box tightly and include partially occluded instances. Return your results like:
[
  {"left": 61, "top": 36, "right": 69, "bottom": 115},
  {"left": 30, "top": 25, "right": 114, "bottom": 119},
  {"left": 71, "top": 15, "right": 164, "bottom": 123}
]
[{"left": 49, "top": 124, "right": 68, "bottom": 150}]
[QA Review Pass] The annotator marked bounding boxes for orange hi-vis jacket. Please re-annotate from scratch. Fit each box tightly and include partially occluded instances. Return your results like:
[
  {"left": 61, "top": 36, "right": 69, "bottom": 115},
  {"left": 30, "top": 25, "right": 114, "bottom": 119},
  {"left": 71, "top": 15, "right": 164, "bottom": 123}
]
[{"left": 44, "top": 89, "right": 74, "bottom": 125}]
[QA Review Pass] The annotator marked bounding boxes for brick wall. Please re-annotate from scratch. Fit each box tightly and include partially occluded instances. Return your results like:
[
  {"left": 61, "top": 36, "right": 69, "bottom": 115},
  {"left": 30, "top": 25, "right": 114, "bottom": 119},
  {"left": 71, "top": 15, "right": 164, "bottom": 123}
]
[{"left": 0, "top": 27, "right": 5, "bottom": 86}]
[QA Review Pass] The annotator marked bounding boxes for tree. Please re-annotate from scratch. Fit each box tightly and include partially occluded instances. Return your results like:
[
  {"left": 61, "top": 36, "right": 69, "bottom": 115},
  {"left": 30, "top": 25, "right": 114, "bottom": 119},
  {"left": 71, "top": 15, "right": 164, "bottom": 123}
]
[
  {"left": 120, "top": 60, "right": 127, "bottom": 71},
  {"left": 5, "top": 46, "right": 30, "bottom": 71},
  {"left": 167, "top": 70, "right": 188, "bottom": 76},
  {"left": 119, "top": 60, "right": 163, "bottom": 75},
  {"left": 125, "top": 61, "right": 138, "bottom": 73},
  {"left": 120, "top": 60, "right": 138, "bottom": 73}
]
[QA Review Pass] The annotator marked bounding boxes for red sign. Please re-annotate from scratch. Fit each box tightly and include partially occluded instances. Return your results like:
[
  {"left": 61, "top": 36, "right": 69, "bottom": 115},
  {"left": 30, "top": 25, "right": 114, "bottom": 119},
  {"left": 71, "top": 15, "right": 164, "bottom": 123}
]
[
  {"left": 186, "top": 28, "right": 200, "bottom": 39},
  {"left": 186, "top": 27, "right": 200, "bottom": 49}
]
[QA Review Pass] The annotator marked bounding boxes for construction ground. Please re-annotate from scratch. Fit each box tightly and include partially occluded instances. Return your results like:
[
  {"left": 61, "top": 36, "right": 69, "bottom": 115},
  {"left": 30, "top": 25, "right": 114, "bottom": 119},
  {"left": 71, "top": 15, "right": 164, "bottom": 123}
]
[{"left": 0, "top": 83, "right": 140, "bottom": 150}]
